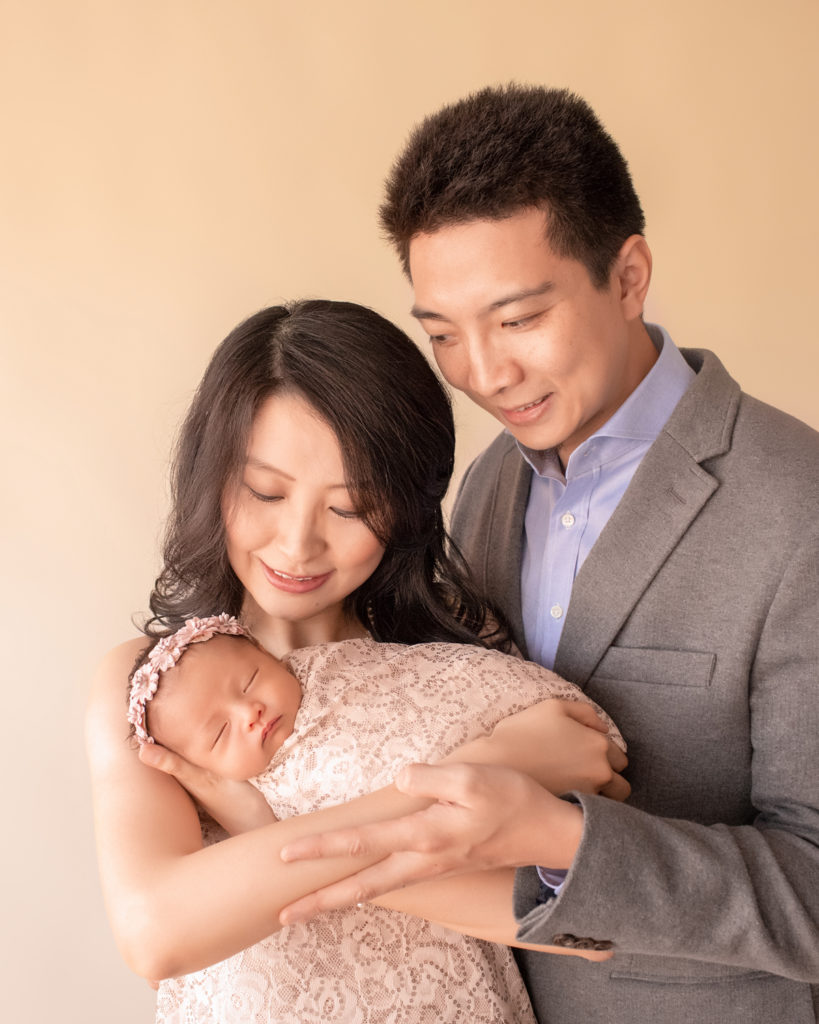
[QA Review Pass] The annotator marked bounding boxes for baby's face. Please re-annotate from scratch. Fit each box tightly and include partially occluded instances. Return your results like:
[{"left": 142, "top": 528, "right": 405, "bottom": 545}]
[{"left": 149, "top": 634, "right": 302, "bottom": 780}]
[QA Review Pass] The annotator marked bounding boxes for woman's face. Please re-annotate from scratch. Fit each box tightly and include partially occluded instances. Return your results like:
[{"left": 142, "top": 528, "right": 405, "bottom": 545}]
[{"left": 222, "top": 392, "right": 385, "bottom": 640}]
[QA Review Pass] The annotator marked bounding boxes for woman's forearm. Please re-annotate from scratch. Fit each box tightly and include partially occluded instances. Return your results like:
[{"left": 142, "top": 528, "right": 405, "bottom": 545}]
[
  {"left": 88, "top": 646, "right": 619, "bottom": 980},
  {"left": 125, "top": 786, "right": 428, "bottom": 978},
  {"left": 373, "top": 867, "right": 610, "bottom": 960},
  {"left": 87, "top": 640, "right": 430, "bottom": 979}
]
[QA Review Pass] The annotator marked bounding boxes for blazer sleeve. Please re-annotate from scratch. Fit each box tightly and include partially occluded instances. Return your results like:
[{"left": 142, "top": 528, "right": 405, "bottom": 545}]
[{"left": 513, "top": 526, "right": 819, "bottom": 981}]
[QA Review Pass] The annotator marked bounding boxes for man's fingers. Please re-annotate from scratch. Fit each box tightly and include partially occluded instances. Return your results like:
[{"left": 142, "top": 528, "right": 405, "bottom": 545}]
[
  {"left": 280, "top": 854, "right": 432, "bottom": 924},
  {"left": 281, "top": 812, "right": 436, "bottom": 863}
]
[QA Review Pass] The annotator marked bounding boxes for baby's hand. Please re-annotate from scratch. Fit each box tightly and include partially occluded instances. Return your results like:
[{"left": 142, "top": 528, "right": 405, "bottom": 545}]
[{"left": 139, "top": 743, "right": 276, "bottom": 834}]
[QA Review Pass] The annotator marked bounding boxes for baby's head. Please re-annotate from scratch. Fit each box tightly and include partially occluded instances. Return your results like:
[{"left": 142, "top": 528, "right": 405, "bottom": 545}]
[{"left": 128, "top": 615, "right": 301, "bottom": 780}]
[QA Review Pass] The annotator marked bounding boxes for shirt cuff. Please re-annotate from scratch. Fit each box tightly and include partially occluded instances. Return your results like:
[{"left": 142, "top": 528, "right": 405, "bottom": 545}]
[{"left": 535, "top": 866, "right": 567, "bottom": 900}]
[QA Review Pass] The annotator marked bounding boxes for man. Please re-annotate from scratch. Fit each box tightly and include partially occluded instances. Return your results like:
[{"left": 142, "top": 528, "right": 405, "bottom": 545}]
[{"left": 281, "top": 85, "right": 819, "bottom": 1022}]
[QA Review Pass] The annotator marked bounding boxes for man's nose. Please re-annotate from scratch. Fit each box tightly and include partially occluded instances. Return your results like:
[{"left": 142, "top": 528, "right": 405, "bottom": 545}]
[{"left": 466, "top": 336, "right": 520, "bottom": 397}]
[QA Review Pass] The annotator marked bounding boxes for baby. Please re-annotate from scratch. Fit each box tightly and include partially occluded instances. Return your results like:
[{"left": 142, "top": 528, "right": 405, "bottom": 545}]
[
  {"left": 128, "top": 614, "right": 303, "bottom": 780},
  {"left": 128, "top": 614, "right": 624, "bottom": 1024}
]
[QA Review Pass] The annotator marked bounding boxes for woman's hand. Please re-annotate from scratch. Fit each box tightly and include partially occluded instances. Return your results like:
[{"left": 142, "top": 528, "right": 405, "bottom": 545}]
[
  {"left": 462, "top": 698, "right": 629, "bottom": 800},
  {"left": 139, "top": 743, "right": 276, "bottom": 835}
]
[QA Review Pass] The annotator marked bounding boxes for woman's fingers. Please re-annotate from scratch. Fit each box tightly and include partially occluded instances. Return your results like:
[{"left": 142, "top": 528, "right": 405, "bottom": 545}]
[
  {"left": 558, "top": 700, "right": 610, "bottom": 733},
  {"left": 138, "top": 741, "right": 190, "bottom": 778},
  {"left": 138, "top": 742, "right": 275, "bottom": 834}
]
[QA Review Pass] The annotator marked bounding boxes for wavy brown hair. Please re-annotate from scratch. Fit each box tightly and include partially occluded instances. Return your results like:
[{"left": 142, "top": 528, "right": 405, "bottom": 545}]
[{"left": 145, "top": 300, "right": 511, "bottom": 650}]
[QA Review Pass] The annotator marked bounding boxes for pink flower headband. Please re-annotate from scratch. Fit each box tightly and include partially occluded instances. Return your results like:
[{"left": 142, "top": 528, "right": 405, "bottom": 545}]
[{"left": 128, "top": 614, "right": 249, "bottom": 745}]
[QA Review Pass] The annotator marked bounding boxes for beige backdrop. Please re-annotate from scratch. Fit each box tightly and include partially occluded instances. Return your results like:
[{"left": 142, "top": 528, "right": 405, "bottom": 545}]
[{"left": 2, "top": 2, "right": 817, "bottom": 1021}]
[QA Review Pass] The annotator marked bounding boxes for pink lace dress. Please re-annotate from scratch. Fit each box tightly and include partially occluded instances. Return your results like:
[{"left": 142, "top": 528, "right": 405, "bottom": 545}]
[{"left": 156, "top": 638, "right": 622, "bottom": 1023}]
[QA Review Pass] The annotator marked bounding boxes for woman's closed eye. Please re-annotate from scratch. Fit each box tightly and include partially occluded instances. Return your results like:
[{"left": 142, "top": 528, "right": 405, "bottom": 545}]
[
  {"left": 330, "top": 506, "right": 361, "bottom": 519},
  {"left": 212, "top": 722, "right": 228, "bottom": 749},
  {"left": 246, "top": 485, "right": 282, "bottom": 503}
]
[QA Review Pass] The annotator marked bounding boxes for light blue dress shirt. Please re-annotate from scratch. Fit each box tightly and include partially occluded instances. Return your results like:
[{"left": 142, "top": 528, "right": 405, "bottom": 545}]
[
  {"left": 520, "top": 324, "right": 695, "bottom": 671},
  {"left": 523, "top": 324, "right": 694, "bottom": 895}
]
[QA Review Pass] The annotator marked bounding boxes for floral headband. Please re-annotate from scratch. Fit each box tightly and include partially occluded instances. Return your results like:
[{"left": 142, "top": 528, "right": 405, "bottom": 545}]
[{"left": 127, "top": 614, "right": 249, "bottom": 745}]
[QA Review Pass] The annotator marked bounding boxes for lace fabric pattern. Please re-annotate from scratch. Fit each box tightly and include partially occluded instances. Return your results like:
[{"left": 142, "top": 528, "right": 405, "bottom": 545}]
[{"left": 156, "top": 639, "right": 621, "bottom": 1023}]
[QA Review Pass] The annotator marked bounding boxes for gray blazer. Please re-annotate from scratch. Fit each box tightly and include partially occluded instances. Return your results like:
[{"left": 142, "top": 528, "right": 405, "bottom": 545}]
[{"left": 451, "top": 349, "right": 819, "bottom": 1023}]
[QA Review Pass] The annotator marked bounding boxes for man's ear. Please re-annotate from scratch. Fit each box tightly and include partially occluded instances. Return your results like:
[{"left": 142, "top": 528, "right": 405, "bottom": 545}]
[{"left": 614, "top": 235, "right": 652, "bottom": 320}]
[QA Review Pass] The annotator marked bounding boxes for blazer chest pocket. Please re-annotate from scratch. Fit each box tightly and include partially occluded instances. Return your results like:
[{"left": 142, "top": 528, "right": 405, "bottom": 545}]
[{"left": 591, "top": 645, "right": 716, "bottom": 689}]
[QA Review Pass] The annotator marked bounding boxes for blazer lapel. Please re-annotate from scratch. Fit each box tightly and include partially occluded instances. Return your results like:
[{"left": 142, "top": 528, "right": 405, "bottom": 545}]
[
  {"left": 485, "top": 445, "right": 532, "bottom": 656},
  {"left": 554, "top": 349, "right": 740, "bottom": 686}
]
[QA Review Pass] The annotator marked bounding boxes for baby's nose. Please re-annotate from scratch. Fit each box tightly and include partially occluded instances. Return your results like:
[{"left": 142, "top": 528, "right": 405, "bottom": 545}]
[{"left": 246, "top": 702, "right": 264, "bottom": 728}]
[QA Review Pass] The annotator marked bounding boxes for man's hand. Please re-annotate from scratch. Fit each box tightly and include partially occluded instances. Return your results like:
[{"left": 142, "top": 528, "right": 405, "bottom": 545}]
[
  {"left": 139, "top": 743, "right": 276, "bottom": 835},
  {"left": 279, "top": 762, "right": 584, "bottom": 924}
]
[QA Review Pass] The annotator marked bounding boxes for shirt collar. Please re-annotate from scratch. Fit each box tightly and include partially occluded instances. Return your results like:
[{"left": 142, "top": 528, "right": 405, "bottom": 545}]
[{"left": 516, "top": 323, "right": 695, "bottom": 479}]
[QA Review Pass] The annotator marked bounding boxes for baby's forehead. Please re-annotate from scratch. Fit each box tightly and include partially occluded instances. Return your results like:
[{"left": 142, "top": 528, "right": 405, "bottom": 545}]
[{"left": 180, "top": 632, "right": 262, "bottom": 672}]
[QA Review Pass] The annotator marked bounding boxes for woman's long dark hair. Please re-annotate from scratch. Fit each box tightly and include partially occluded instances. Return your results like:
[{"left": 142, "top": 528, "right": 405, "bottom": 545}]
[{"left": 146, "top": 300, "right": 511, "bottom": 650}]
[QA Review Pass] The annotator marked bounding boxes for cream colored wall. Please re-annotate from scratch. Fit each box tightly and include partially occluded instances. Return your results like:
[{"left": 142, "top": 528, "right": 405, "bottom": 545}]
[{"left": 2, "top": 2, "right": 816, "bottom": 1020}]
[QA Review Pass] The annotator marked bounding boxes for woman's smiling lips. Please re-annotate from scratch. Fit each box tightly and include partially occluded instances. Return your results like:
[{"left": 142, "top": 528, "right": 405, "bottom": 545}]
[
  {"left": 260, "top": 561, "right": 333, "bottom": 594},
  {"left": 499, "top": 393, "right": 553, "bottom": 426}
]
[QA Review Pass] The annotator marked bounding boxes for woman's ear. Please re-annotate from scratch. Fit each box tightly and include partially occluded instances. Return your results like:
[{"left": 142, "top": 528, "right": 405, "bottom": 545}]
[{"left": 614, "top": 234, "right": 652, "bottom": 320}]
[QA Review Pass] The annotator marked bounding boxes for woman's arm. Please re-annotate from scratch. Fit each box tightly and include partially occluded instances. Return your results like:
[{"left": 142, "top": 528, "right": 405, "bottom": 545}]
[
  {"left": 374, "top": 867, "right": 611, "bottom": 960},
  {"left": 86, "top": 640, "right": 431, "bottom": 980},
  {"left": 88, "top": 643, "right": 625, "bottom": 979}
]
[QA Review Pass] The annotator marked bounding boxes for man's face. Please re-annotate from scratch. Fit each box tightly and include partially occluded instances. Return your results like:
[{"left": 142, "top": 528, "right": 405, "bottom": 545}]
[{"left": 409, "top": 207, "right": 651, "bottom": 464}]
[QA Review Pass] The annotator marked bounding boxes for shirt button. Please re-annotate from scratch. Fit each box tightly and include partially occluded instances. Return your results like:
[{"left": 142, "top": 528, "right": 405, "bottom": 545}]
[
  {"left": 561, "top": 512, "right": 576, "bottom": 528},
  {"left": 550, "top": 604, "right": 564, "bottom": 619}
]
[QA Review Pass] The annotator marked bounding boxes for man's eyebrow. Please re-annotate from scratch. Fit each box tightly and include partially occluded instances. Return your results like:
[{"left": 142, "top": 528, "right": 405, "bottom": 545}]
[
  {"left": 487, "top": 282, "right": 555, "bottom": 312},
  {"left": 411, "top": 282, "right": 554, "bottom": 322}
]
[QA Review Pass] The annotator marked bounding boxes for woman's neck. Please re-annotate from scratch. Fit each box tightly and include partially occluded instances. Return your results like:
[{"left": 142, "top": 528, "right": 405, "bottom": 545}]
[{"left": 240, "top": 599, "right": 368, "bottom": 659}]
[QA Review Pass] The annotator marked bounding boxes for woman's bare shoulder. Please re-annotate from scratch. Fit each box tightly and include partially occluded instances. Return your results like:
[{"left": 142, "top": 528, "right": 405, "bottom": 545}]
[{"left": 85, "top": 636, "right": 150, "bottom": 762}]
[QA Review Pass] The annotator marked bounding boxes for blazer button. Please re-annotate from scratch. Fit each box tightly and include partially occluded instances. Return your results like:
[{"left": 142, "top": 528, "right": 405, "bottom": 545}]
[{"left": 551, "top": 933, "right": 614, "bottom": 951}]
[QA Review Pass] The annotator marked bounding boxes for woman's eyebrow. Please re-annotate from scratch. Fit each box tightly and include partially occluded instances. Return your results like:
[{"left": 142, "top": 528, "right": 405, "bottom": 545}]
[{"left": 244, "top": 457, "right": 348, "bottom": 490}]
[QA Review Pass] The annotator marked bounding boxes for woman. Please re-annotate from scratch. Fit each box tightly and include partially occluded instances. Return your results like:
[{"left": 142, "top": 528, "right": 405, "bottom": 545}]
[{"left": 86, "top": 300, "right": 626, "bottom": 1019}]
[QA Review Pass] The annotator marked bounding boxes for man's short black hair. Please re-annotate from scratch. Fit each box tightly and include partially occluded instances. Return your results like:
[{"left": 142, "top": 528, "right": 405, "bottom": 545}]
[{"left": 380, "top": 84, "right": 645, "bottom": 287}]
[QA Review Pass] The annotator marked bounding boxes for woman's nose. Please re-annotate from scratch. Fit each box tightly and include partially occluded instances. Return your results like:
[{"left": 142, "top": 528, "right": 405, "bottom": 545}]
[{"left": 275, "top": 511, "right": 325, "bottom": 565}]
